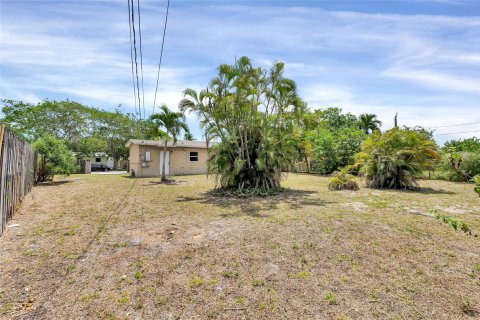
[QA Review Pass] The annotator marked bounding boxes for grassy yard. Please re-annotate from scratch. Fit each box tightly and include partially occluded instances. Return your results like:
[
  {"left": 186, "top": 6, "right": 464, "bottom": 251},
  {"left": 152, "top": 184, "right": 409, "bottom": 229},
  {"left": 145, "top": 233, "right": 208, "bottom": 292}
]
[{"left": 0, "top": 173, "right": 479, "bottom": 319}]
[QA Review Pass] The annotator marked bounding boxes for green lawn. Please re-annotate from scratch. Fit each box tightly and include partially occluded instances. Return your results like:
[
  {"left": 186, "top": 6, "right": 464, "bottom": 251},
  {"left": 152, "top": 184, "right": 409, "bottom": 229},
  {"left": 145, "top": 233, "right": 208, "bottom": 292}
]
[{"left": 0, "top": 173, "right": 479, "bottom": 319}]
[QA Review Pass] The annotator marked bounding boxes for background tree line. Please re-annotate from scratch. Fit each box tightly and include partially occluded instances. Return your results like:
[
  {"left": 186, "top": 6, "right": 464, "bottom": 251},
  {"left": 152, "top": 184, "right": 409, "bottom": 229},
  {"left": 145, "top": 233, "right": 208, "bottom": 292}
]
[{"left": 0, "top": 99, "right": 171, "bottom": 180}]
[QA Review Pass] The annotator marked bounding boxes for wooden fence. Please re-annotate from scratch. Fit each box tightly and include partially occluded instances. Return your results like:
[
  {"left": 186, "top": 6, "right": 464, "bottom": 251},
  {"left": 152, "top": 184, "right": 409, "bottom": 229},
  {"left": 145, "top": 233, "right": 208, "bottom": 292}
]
[{"left": 0, "top": 124, "right": 37, "bottom": 236}]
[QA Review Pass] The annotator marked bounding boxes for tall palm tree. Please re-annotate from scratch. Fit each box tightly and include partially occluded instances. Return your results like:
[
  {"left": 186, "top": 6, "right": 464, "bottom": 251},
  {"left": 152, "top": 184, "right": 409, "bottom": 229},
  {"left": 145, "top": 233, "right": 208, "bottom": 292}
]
[
  {"left": 358, "top": 113, "right": 382, "bottom": 134},
  {"left": 150, "top": 105, "right": 189, "bottom": 181}
]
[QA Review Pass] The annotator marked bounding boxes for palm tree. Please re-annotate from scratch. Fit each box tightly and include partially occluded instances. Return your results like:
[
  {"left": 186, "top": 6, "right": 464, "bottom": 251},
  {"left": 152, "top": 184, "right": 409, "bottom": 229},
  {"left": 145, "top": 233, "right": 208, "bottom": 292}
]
[
  {"left": 183, "top": 131, "right": 195, "bottom": 141},
  {"left": 150, "top": 105, "right": 189, "bottom": 181},
  {"left": 358, "top": 113, "right": 382, "bottom": 134},
  {"left": 179, "top": 56, "right": 305, "bottom": 192},
  {"left": 355, "top": 127, "right": 440, "bottom": 189}
]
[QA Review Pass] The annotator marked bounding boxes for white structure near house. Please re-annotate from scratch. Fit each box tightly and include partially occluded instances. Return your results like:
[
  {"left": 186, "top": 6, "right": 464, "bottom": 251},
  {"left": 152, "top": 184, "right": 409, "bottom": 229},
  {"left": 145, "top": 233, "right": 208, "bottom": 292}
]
[{"left": 82, "top": 152, "right": 114, "bottom": 169}]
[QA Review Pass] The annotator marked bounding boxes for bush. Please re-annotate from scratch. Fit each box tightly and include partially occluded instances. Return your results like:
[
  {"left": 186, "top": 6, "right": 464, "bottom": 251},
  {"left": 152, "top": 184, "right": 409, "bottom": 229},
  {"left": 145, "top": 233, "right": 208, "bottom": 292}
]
[
  {"left": 328, "top": 166, "right": 359, "bottom": 191},
  {"left": 355, "top": 128, "right": 440, "bottom": 189},
  {"left": 472, "top": 175, "right": 480, "bottom": 197},
  {"left": 33, "top": 135, "right": 77, "bottom": 182},
  {"left": 437, "top": 152, "right": 480, "bottom": 181}
]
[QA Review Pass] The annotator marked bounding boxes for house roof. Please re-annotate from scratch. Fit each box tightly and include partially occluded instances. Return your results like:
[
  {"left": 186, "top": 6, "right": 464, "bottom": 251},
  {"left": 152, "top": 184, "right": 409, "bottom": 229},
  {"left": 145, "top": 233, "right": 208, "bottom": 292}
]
[{"left": 125, "top": 139, "right": 211, "bottom": 149}]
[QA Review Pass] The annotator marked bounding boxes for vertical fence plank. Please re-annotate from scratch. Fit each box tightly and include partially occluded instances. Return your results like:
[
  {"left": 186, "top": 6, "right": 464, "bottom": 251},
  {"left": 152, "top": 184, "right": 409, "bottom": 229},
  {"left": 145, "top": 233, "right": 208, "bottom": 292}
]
[{"left": 0, "top": 125, "right": 38, "bottom": 236}]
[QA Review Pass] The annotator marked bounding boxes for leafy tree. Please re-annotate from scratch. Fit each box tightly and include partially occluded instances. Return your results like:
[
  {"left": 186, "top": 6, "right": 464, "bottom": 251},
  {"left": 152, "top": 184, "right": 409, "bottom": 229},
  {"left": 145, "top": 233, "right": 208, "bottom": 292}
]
[
  {"left": 307, "top": 127, "right": 367, "bottom": 174},
  {"left": 358, "top": 113, "right": 382, "bottom": 134},
  {"left": 315, "top": 107, "right": 358, "bottom": 131},
  {"left": 356, "top": 127, "right": 440, "bottom": 189},
  {"left": 76, "top": 137, "right": 107, "bottom": 158},
  {"left": 307, "top": 128, "right": 337, "bottom": 173},
  {"left": 150, "top": 105, "right": 189, "bottom": 181},
  {"left": 443, "top": 137, "right": 480, "bottom": 153},
  {"left": 1, "top": 99, "right": 144, "bottom": 165},
  {"left": 33, "top": 135, "right": 77, "bottom": 182},
  {"left": 180, "top": 56, "right": 304, "bottom": 192}
]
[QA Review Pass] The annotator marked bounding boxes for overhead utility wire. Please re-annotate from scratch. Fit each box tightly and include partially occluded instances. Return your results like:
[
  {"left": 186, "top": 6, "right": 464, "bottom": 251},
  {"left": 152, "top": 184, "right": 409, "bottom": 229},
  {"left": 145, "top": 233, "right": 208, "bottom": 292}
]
[
  {"left": 137, "top": 0, "right": 146, "bottom": 121},
  {"left": 428, "top": 120, "right": 480, "bottom": 129},
  {"left": 130, "top": 0, "right": 142, "bottom": 119},
  {"left": 127, "top": 0, "right": 138, "bottom": 116},
  {"left": 434, "top": 129, "right": 480, "bottom": 136},
  {"left": 153, "top": 0, "right": 171, "bottom": 115}
]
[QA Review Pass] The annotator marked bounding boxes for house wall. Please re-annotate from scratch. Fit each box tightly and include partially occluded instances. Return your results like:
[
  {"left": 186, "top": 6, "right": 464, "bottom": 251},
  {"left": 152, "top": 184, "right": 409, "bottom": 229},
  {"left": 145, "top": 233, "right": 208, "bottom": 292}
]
[
  {"left": 169, "top": 148, "right": 209, "bottom": 175},
  {"left": 128, "top": 144, "right": 208, "bottom": 177}
]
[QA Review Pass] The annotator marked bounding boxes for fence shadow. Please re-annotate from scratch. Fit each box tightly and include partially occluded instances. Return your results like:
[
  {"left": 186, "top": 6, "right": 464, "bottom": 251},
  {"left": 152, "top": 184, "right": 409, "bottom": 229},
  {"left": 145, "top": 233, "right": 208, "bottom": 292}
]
[
  {"left": 177, "top": 189, "right": 331, "bottom": 218},
  {"left": 35, "top": 180, "right": 74, "bottom": 187}
]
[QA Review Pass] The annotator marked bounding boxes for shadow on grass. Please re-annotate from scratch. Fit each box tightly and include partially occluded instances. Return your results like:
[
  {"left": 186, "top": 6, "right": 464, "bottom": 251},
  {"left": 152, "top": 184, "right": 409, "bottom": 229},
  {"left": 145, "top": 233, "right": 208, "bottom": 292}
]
[
  {"left": 177, "top": 189, "right": 332, "bottom": 218},
  {"left": 380, "top": 187, "right": 455, "bottom": 195},
  {"left": 35, "top": 180, "right": 74, "bottom": 187},
  {"left": 146, "top": 180, "right": 189, "bottom": 185}
]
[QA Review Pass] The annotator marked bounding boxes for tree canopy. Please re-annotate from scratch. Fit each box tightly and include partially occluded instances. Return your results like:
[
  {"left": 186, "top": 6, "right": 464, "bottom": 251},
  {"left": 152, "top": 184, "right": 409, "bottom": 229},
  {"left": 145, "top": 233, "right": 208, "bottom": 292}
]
[{"left": 1, "top": 99, "right": 152, "bottom": 161}]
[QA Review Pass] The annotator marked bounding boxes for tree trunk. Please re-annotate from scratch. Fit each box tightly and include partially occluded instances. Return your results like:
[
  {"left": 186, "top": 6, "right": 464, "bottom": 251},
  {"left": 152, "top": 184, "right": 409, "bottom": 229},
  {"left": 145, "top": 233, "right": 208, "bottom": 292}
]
[
  {"left": 304, "top": 154, "right": 310, "bottom": 173},
  {"left": 161, "top": 140, "right": 167, "bottom": 182}
]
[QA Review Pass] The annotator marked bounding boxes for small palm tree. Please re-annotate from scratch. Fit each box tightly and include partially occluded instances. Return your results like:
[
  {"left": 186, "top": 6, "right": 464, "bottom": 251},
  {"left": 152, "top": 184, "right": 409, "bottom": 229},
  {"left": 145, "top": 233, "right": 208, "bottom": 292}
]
[
  {"left": 355, "top": 128, "right": 440, "bottom": 189},
  {"left": 150, "top": 105, "right": 189, "bottom": 181},
  {"left": 358, "top": 113, "right": 382, "bottom": 134},
  {"left": 183, "top": 131, "right": 195, "bottom": 141}
]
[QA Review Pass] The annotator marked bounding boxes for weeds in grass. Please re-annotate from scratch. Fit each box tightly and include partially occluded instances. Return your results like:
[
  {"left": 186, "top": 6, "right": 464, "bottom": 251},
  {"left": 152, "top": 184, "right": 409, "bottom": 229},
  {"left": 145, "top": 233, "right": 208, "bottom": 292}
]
[
  {"left": 117, "top": 292, "right": 130, "bottom": 304},
  {"left": 222, "top": 271, "right": 239, "bottom": 278},
  {"left": 459, "top": 298, "right": 478, "bottom": 316},
  {"left": 155, "top": 295, "right": 168, "bottom": 307},
  {"left": 288, "top": 271, "right": 311, "bottom": 279},
  {"left": 134, "top": 271, "right": 144, "bottom": 280},
  {"left": 80, "top": 292, "right": 100, "bottom": 301},
  {"left": 368, "top": 291, "right": 380, "bottom": 303},
  {"left": 22, "top": 249, "right": 35, "bottom": 256},
  {"left": 430, "top": 209, "right": 476, "bottom": 236},
  {"left": 190, "top": 277, "right": 204, "bottom": 287},
  {"left": 252, "top": 279, "right": 265, "bottom": 287},
  {"left": 324, "top": 292, "right": 337, "bottom": 305},
  {"left": 235, "top": 297, "right": 245, "bottom": 304}
]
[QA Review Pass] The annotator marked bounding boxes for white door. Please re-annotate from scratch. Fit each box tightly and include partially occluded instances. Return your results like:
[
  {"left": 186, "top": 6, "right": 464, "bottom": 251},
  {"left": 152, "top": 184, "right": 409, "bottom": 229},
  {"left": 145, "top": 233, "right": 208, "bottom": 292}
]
[{"left": 160, "top": 151, "right": 170, "bottom": 175}]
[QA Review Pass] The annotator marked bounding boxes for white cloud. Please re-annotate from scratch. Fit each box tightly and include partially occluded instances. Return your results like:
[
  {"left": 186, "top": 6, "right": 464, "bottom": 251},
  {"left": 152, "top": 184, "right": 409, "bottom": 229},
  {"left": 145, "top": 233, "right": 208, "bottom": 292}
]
[{"left": 1, "top": 1, "right": 479, "bottom": 144}]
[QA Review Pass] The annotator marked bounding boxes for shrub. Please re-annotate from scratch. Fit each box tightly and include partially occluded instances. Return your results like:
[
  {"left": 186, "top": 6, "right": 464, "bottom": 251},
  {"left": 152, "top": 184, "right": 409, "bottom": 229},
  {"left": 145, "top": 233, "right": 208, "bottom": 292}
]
[
  {"left": 438, "top": 152, "right": 480, "bottom": 181},
  {"left": 33, "top": 135, "right": 77, "bottom": 182},
  {"left": 328, "top": 166, "right": 359, "bottom": 191},
  {"left": 355, "top": 128, "right": 440, "bottom": 189},
  {"left": 472, "top": 175, "right": 480, "bottom": 197}
]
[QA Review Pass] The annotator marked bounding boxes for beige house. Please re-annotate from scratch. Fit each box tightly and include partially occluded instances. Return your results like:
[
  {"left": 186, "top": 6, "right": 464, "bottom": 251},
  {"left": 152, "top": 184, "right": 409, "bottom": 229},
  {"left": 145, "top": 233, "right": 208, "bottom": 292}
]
[{"left": 126, "top": 139, "right": 210, "bottom": 177}]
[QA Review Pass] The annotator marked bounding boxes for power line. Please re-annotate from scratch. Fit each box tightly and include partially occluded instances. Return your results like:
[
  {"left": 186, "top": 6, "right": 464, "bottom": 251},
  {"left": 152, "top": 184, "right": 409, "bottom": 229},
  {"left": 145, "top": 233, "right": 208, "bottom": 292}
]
[
  {"left": 137, "top": 0, "right": 146, "bottom": 121},
  {"left": 428, "top": 120, "right": 480, "bottom": 129},
  {"left": 153, "top": 0, "right": 171, "bottom": 115},
  {"left": 434, "top": 129, "right": 480, "bottom": 136},
  {"left": 127, "top": 0, "right": 137, "bottom": 116},
  {"left": 130, "top": 0, "right": 142, "bottom": 119}
]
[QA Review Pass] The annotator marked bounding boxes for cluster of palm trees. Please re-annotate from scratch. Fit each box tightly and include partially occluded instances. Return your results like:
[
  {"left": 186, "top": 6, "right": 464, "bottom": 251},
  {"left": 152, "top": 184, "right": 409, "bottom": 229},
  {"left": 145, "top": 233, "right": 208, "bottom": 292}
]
[{"left": 149, "top": 56, "right": 438, "bottom": 190}]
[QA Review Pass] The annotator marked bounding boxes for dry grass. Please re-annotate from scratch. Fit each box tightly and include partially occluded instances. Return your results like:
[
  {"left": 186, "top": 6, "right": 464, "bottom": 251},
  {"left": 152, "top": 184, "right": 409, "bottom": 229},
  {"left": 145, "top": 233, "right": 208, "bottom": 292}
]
[{"left": 0, "top": 173, "right": 479, "bottom": 319}]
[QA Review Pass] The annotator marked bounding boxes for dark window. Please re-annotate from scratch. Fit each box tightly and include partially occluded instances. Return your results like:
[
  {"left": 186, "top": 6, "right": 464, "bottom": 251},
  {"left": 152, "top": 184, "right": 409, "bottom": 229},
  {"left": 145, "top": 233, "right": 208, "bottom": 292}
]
[
  {"left": 95, "top": 158, "right": 101, "bottom": 163},
  {"left": 189, "top": 151, "right": 199, "bottom": 162}
]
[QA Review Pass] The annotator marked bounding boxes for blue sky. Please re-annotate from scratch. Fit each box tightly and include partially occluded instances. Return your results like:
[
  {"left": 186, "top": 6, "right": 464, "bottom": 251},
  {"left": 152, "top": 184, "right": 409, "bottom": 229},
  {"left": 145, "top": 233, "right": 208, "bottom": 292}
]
[{"left": 1, "top": 0, "right": 479, "bottom": 144}]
